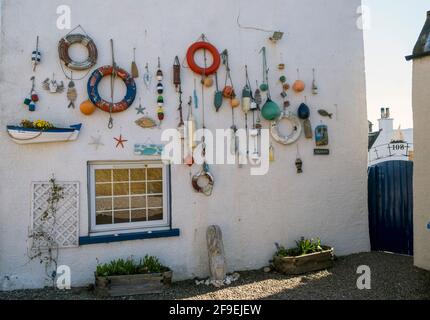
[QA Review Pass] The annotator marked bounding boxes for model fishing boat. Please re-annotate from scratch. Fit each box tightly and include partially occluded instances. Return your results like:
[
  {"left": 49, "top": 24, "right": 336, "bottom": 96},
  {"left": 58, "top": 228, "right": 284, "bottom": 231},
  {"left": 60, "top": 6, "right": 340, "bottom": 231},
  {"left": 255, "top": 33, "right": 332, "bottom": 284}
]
[{"left": 7, "top": 124, "right": 82, "bottom": 145}]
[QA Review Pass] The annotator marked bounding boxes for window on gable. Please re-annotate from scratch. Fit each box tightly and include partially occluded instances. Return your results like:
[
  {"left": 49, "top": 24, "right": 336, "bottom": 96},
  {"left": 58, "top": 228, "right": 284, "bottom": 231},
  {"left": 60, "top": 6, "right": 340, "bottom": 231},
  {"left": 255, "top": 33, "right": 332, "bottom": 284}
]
[{"left": 88, "top": 162, "right": 170, "bottom": 234}]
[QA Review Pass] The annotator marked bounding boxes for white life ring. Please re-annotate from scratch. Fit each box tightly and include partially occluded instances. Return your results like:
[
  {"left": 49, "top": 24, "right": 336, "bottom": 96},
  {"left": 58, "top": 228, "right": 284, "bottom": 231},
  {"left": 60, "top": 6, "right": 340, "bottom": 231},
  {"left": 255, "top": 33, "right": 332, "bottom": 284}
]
[{"left": 271, "top": 111, "right": 302, "bottom": 145}]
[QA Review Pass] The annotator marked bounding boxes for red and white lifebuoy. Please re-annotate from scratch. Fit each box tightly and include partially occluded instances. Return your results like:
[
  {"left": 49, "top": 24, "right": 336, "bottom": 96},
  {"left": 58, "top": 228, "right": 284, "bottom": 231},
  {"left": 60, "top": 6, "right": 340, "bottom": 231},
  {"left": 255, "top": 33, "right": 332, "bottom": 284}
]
[{"left": 186, "top": 41, "right": 221, "bottom": 76}]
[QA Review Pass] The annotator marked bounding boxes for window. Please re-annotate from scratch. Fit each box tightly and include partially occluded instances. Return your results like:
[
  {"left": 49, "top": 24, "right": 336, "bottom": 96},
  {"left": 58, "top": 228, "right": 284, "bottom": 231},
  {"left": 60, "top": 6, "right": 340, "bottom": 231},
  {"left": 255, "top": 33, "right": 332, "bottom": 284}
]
[{"left": 88, "top": 162, "right": 170, "bottom": 234}]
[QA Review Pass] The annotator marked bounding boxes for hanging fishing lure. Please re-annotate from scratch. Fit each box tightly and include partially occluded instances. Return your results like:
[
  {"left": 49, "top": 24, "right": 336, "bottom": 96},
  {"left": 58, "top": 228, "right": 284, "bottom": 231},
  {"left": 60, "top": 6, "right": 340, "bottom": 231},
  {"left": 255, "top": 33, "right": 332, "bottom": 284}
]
[
  {"left": 214, "top": 73, "right": 223, "bottom": 112},
  {"left": 31, "top": 36, "right": 41, "bottom": 72},
  {"left": 174, "top": 56, "right": 185, "bottom": 138},
  {"left": 185, "top": 96, "right": 197, "bottom": 166},
  {"left": 156, "top": 58, "right": 165, "bottom": 123},
  {"left": 23, "top": 76, "right": 39, "bottom": 112},
  {"left": 173, "top": 56, "right": 181, "bottom": 92}
]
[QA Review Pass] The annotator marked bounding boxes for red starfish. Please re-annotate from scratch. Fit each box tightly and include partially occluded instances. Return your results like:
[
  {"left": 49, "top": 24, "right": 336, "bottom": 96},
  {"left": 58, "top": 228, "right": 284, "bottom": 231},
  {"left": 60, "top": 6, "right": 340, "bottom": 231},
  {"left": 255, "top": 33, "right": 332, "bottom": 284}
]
[{"left": 114, "top": 135, "right": 128, "bottom": 149}]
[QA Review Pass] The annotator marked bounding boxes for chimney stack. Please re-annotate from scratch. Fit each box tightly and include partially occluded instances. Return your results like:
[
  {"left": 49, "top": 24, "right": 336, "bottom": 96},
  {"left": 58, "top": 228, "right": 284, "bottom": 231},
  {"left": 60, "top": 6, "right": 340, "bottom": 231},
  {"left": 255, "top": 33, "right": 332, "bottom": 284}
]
[{"left": 378, "top": 107, "right": 394, "bottom": 132}]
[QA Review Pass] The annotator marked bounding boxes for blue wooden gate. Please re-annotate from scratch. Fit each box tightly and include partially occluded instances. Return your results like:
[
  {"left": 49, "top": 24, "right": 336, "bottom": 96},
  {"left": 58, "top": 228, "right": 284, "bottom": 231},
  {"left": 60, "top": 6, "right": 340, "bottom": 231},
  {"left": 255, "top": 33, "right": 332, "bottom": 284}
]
[{"left": 368, "top": 161, "right": 414, "bottom": 255}]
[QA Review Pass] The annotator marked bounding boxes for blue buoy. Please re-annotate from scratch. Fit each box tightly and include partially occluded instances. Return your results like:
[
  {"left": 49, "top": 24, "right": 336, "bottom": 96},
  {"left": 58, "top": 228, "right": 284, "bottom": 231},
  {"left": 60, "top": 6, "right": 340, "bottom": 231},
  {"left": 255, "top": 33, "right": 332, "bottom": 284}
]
[{"left": 427, "top": 222, "right": 430, "bottom": 230}]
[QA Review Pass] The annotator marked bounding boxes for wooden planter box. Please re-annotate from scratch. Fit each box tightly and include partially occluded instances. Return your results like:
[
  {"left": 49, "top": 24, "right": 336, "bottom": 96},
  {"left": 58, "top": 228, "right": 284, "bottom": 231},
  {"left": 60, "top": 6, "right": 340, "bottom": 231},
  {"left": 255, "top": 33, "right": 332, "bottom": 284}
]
[
  {"left": 273, "top": 247, "right": 334, "bottom": 275},
  {"left": 95, "top": 271, "right": 172, "bottom": 297}
]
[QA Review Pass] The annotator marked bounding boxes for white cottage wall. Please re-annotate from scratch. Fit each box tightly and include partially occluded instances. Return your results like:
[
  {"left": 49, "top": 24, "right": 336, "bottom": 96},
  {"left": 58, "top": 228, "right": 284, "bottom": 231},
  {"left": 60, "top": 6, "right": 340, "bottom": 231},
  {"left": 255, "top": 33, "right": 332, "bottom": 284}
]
[{"left": 0, "top": 0, "right": 369, "bottom": 289}]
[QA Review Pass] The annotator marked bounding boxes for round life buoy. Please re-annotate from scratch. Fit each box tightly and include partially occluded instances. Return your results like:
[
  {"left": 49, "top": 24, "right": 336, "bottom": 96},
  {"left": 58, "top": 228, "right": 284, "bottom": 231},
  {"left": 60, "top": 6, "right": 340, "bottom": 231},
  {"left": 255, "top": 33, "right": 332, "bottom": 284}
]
[
  {"left": 192, "top": 170, "right": 215, "bottom": 196},
  {"left": 186, "top": 41, "right": 221, "bottom": 76},
  {"left": 87, "top": 66, "right": 137, "bottom": 113},
  {"left": 59, "top": 34, "right": 98, "bottom": 71},
  {"left": 271, "top": 111, "right": 302, "bottom": 145}
]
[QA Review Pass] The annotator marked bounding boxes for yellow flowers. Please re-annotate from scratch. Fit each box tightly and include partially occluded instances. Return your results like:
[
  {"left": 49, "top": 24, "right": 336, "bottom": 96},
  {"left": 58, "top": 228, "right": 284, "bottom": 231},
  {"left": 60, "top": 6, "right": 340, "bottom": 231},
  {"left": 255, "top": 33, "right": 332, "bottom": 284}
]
[{"left": 20, "top": 119, "right": 54, "bottom": 130}]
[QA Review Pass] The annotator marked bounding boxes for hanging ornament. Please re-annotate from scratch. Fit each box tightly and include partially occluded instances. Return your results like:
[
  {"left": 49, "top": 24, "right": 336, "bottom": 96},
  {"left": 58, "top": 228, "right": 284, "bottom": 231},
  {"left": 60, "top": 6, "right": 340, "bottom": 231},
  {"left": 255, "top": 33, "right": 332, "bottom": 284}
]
[
  {"left": 24, "top": 76, "right": 39, "bottom": 112},
  {"left": 186, "top": 97, "right": 197, "bottom": 166},
  {"left": 135, "top": 98, "right": 146, "bottom": 115},
  {"left": 131, "top": 48, "right": 139, "bottom": 79},
  {"left": 315, "top": 125, "right": 329, "bottom": 147},
  {"left": 89, "top": 135, "right": 104, "bottom": 150},
  {"left": 298, "top": 97, "right": 313, "bottom": 139},
  {"left": 312, "top": 68, "right": 318, "bottom": 95},
  {"left": 156, "top": 57, "right": 165, "bottom": 124},
  {"left": 296, "top": 145, "right": 303, "bottom": 174},
  {"left": 66, "top": 73, "right": 77, "bottom": 109},
  {"left": 293, "top": 69, "right": 305, "bottom": 93},
  {"left": 214, "top": 73, "right": 223, "bottom": 112},
  {"left": 269, "top": 144, "right": 275, "bottom": 162},
  {"left": 203, "top": 77, "right": 214, "bottom": 88},
  {"left": 135, "top": 117, "right": 157, "bottom": 129},
  {"left": 143, "top": 63, "right": 152, "bottom": 89},
  {"left": 42, "top": 74, "right": 64, "bottom": 94},
  {"left": 31, "top": 36, "right": 41, "bottom": 72},
  {"left": 260, "top": 47, "right": 281, "bottom": 121},
  {"left": 173, "top": 56, "right": 181, "bottom": 91},
  {"left": 242, "top": 66, "right": 252, "bottom": 114}
]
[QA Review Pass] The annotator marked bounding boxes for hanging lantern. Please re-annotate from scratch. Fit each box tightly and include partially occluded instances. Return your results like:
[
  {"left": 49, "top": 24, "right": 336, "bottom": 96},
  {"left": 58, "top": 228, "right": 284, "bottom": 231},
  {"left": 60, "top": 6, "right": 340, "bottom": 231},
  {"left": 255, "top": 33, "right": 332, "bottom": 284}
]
[
  {"left": 80, "top": 99, "right": 97, "bottom": 115},
  {"left": 261, "top": 99, "right": 281, "bottom": 121}
]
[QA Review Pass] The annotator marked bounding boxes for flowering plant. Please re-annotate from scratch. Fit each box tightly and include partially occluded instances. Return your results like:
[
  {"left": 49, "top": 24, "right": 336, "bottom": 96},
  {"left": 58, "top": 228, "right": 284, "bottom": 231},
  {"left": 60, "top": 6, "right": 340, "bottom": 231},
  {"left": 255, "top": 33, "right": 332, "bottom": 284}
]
[{"left": 20, "top": 119, "right": 55, "bottom": 130}]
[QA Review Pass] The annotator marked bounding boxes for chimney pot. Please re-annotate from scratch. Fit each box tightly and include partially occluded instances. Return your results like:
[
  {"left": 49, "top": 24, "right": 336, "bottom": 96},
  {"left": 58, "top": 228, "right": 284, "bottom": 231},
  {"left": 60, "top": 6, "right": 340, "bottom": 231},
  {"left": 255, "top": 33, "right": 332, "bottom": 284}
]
[
  {"left": 381, "top": 108, "right": 386, "bottom": 119},
  {"left": 386, "top": 108, "right": 391, "bottom": 118}
]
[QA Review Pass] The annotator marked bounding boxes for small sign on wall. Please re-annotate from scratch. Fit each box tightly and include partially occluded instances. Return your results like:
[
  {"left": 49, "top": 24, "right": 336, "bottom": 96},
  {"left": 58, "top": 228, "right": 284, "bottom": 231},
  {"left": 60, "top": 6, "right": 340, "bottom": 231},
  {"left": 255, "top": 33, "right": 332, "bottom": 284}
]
[{"left": 314, "top": 149, "right": 330, "bottom": 156}]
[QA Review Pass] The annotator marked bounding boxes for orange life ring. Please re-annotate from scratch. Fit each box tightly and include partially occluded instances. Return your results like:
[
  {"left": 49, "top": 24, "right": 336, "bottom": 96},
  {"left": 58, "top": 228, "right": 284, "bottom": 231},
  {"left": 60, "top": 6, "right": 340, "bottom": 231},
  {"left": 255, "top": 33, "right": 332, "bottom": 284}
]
[
  {"left": 87, "top": 66, "right": 136, "bottom": 113},
  {"left": 186, "top": 41, "right": 221, "bottom": 76}
]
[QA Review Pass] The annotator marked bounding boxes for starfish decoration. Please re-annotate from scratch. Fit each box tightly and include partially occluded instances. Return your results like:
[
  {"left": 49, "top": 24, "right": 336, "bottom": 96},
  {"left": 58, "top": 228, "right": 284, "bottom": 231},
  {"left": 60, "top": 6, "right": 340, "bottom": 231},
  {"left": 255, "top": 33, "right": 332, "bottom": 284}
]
[
  {"left": 89, "top": 135, "right": 104, "bottom": 150},
  {"left": 135, "top": 104, "right": 146, "bottom": 115},
  {"left": 114, "top": 134, "right": 128, "bottom": 149}
]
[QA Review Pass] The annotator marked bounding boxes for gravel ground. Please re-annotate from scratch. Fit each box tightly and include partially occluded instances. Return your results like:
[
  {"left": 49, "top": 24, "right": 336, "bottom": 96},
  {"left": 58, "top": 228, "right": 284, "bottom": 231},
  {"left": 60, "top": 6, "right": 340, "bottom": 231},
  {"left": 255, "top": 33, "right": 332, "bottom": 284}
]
[{"left": 1, "top": 252, "right": 429, "bottom": 300}]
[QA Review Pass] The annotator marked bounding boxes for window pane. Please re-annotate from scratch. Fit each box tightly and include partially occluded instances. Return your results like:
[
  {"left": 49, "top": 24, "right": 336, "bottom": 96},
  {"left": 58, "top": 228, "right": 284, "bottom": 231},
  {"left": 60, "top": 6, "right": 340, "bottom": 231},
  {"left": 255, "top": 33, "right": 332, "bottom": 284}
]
[
  {"left": 96, "top": 198, "right": 112, "bottom": 212},
  {"left": 114, "top": 197, "right": 129, "bottom": 210},
  {"left": 148, "top": 208, "right": 163, "bottom": 221},
  {"left": 147, "top": 168, "right": 162, "bottom": 181},
  {"left": 148, "top": 195, "right": 163, "bottom": 208},
  {"left": 113, "top": 169, "right": 129, "bottom": 182},
  {"left": 131, "top": 196, "right": 146, "bottom": 209},
  {"left": 131, "top": 182, "right": 146, "bottom": 195},
  {"left": 148, "top": 182, "right": 163, "bottom": 194},
  {"left": 114, "top": 210, "right": 130, "bottom": 224},
  {"left": 95, "top": 170, "right": 111, "bottom": 183},
  {"left": 114, "top": 183, "right": 130, "bottom": 196},
  {"left": 96, "top": 211, "right": 112, "bottom": 225},
  {"left": 96, "top": 184, "right": 112, "bottom": 197},
  {"left": 131, "top": 209, "right": 147, "bottom": 222},
  {"left": 131, "top": 169, "right": 146, "bottom": 181}
]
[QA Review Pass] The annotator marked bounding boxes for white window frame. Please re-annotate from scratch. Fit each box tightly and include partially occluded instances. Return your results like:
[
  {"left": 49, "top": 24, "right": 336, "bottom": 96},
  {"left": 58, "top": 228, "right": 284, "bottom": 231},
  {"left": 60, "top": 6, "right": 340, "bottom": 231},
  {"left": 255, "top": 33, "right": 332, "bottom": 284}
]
[{"left": 88, "top": 161, "right": 170, "bottom": 235}]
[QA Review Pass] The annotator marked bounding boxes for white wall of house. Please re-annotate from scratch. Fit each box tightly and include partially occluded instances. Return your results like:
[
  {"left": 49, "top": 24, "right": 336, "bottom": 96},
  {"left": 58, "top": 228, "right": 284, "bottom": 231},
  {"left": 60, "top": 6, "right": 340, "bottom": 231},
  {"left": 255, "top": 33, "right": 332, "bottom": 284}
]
[{"left": 0, "top": 0, "right": 369, "bottom": 290}]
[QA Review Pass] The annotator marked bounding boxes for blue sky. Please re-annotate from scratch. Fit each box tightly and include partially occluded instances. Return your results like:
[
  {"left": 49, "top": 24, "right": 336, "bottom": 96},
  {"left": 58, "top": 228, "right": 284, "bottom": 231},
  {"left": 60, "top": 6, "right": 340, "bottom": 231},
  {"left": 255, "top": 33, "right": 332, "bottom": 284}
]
[{"left": 363, "top": 0, "right": 429, "bottom": 129}]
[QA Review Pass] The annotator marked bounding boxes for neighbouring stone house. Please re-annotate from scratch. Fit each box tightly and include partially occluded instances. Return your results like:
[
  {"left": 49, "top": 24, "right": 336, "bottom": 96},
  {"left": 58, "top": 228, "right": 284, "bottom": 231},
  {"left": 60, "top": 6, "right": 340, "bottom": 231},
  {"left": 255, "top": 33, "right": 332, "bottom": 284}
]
[{"left": 406, "top": 10, "right": 430, "bottom": 271}]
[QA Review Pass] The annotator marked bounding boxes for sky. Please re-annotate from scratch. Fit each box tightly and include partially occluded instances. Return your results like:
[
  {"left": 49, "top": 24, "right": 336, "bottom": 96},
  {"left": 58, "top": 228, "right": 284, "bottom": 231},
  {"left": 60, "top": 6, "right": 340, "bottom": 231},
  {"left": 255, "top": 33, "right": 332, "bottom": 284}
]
[{"left": 363, "top": 0, "right": 429, "bottom": 129}]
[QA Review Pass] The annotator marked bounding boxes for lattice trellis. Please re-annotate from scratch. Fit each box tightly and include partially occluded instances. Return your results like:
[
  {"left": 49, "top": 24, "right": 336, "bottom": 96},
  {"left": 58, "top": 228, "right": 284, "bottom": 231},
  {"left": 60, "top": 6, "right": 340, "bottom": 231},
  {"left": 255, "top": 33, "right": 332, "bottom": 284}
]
[{"left": 31, "top": 182, "right": 79, "bottom": 249}]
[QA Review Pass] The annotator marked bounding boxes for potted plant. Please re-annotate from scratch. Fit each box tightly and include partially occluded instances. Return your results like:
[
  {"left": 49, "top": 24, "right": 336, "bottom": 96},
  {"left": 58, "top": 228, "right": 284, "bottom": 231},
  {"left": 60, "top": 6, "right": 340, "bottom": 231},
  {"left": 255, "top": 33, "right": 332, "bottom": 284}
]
[
  {"left": 273, "top": 238, "right": 334, "bottom": 275},
  {"left": 7, "top": 119, "right": 82, "bottom": 145},
  {"left": 95, "top": 255, "right": 172, "bottom": 297}
]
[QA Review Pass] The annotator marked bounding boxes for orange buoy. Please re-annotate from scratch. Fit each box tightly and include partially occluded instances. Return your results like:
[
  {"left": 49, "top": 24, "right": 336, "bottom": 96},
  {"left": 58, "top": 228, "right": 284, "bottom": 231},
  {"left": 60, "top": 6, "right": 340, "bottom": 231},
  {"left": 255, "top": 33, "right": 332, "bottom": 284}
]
[
  {"left": 223, "top": 86, "right": 234, "bottom": 98},
  {"left": 293, "top": 80, "right": 305, "bottom": 93},
  {"left": 230, "top": 98, "right": 240, "bottom": 108},
  {"left": 80, "top": 99, "right": 96, "bottom": 115},
  {"left": 203, "top": 77, "right": 214, "bottom": 88}
]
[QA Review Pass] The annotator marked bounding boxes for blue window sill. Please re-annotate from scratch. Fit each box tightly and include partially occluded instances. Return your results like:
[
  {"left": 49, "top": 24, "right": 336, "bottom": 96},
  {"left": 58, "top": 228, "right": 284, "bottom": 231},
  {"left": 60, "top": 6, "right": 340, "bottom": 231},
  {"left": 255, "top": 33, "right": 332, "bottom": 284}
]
[{"left": 79, "top": 229, "right": 180, "bottom": 246}]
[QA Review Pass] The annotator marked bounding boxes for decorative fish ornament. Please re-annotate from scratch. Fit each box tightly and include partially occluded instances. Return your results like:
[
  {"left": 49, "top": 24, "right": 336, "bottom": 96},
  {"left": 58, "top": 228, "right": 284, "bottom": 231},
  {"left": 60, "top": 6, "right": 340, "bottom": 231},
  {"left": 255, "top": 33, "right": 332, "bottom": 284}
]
[
  {"left": 143, "top": 63, "right": 152, "bottom": 89},
  {"left": 135, "top": 117, "right": 157, "bottom": 129},
  {"left": 67, "top": 80, "right": 77, "bottom": 109},
  {"left": 318, "top": 109, "right": 333, "bottom": 119}
]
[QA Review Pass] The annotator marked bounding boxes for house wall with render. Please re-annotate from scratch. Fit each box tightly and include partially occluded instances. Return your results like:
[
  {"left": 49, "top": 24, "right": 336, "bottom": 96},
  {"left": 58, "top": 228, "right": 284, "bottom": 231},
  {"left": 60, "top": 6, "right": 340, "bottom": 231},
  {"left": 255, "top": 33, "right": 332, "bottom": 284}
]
[
  {"left": 412, "top": 56, "right": 430, "bottom": 271},
  {"left": 0, "top": 0, "right": 370, "bottom": 290}
]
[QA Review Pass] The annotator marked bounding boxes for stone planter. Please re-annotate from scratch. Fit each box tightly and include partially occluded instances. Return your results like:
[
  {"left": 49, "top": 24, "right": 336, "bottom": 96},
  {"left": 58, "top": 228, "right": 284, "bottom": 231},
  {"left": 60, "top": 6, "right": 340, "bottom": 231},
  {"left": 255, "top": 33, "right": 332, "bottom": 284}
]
[
  {"left": 95, "top": 271, "right": 172, "bottom": 297},
  {"left": 273, "top": 247, "right": 334, "bottom": 275}
]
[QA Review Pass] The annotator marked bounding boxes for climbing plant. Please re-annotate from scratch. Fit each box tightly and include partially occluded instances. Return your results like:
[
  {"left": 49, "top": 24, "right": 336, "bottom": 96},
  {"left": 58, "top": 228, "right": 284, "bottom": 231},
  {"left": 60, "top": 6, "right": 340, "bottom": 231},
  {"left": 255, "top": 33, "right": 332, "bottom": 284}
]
[{"left": 28, "top": 176, "right": 65, "bottom": 287}]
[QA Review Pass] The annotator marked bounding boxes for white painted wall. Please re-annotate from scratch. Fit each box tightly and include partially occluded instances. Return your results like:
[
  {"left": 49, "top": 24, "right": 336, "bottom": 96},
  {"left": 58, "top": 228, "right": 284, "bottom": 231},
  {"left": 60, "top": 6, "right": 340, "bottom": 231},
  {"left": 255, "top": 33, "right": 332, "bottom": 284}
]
[{"left": 0, "top": 0, "right": 369, "bottom": 290}]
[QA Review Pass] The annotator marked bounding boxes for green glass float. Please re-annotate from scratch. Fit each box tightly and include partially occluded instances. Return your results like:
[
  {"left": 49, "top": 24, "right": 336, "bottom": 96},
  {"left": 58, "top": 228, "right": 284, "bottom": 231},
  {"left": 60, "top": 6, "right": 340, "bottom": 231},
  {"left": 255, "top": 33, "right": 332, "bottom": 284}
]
[{"left": 261, "top": 98, "right": 281, "bottom": 121}]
